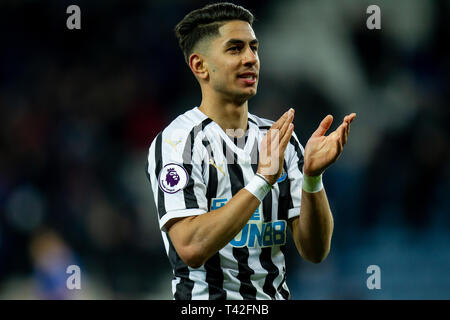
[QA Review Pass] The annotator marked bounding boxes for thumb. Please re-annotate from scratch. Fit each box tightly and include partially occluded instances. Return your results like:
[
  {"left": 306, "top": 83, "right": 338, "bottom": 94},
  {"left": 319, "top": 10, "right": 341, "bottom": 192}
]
[{"left": 312, "top": 115, "right": 333, "bottom": 137}]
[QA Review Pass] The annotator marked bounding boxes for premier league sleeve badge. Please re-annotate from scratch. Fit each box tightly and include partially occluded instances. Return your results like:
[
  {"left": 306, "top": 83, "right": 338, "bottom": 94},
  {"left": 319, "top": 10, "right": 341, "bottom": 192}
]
[{"left": 158, "top": 163, "right": 189, "bottom": 194}]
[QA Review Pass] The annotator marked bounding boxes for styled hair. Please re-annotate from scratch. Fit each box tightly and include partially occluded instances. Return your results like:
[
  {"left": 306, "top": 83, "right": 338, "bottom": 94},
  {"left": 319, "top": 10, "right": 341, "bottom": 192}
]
[{"left": 174, "top": 2, "right": 255, "bottom": 64}]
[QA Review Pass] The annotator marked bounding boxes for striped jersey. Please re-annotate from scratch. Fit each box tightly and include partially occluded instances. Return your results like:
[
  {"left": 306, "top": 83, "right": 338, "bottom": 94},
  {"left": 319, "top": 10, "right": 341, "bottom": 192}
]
[{"left": 146, "top": 106, "right": 305, "bottom": 300}]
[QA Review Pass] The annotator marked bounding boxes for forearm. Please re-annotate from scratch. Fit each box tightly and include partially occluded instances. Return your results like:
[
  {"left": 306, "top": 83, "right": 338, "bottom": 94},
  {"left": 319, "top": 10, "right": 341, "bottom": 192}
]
[
  {"left": 295, "top": 188, "right": 334, "bottom": 263},
  {"left": 168, "top": 188, "right": 260, "bottom": 267}
]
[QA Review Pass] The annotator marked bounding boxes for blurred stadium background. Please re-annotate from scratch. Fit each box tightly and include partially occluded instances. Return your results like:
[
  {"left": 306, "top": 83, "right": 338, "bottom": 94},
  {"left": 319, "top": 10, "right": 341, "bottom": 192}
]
[{"left": 0, "top": 0, "right": 449, "bottom": 299}]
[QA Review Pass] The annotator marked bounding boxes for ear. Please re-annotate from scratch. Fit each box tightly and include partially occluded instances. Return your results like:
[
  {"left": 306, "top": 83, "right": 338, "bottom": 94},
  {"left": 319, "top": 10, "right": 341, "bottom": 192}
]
[{"left": 189, "top": 53, "right": 209, "bottom": 81}]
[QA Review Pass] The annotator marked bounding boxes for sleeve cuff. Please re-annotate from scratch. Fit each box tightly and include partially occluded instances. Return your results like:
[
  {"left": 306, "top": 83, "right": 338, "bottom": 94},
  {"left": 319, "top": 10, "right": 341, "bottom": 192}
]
[
  {"left": 287, "top": 207, "right": 300, "bottom": 220},
  {"left": 159, "top": 208, "right": 207, "bottom": 232}
]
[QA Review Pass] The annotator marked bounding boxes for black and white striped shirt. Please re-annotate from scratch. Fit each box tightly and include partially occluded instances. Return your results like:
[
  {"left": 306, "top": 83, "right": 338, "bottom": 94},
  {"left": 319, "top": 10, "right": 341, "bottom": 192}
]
[{"left": 146, "top": 107, "right": 305, "bottom": 300}]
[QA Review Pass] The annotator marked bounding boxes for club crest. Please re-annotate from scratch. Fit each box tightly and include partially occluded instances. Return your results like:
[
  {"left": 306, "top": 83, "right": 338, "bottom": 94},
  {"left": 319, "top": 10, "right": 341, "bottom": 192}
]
[{"left": 276, "top": 169, "right": 287, "bottom": 183}]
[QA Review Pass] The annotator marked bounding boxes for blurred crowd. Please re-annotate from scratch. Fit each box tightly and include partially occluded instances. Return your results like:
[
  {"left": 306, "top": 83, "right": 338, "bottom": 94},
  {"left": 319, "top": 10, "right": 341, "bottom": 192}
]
[{"left": 0, "top": 0, "right": 449, "bottom": 299}]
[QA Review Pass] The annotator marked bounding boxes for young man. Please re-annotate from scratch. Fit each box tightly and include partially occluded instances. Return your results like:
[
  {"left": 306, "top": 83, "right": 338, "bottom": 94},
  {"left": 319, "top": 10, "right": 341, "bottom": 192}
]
[{"left": 147, "top": 2, "right": 356, "bottom": 300}]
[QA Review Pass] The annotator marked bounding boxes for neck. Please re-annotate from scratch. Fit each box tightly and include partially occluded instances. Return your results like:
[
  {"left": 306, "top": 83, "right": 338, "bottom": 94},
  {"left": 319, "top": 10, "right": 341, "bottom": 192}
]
[{"left": 198, "top": 93, "right": 248, "bottom": 136}]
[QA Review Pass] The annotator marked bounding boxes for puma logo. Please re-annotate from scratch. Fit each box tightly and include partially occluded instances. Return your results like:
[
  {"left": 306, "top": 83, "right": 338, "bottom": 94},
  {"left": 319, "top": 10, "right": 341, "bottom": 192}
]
[
  {"left": 164, "top": 138, "right": 182, "bottom": 151},
  {"left": 209, "top": 158, "right": 225, "bottom": 176}
]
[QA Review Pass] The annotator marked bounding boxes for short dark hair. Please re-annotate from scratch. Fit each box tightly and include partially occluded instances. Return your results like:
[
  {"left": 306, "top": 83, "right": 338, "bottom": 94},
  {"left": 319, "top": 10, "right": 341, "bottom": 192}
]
[{"left": 174, "top": 2, "right": 255, "bottom": 64}]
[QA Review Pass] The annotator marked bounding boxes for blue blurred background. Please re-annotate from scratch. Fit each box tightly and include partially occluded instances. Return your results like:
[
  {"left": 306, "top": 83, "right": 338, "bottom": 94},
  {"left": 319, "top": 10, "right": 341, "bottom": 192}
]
[{"left": 0, "top": 0, "right": 449, "bottom": 299}]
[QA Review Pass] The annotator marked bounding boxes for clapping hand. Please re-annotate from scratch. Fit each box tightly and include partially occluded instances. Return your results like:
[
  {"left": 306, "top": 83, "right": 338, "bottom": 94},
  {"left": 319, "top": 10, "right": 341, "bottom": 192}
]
[{"left": 303, "top": 114, "right": 356, "bottom": 177}]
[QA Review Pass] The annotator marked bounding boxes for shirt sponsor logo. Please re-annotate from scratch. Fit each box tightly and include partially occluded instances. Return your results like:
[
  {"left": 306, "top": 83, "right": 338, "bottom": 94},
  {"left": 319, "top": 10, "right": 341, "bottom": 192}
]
[
  {"left": 158, "top": 163, "right": 189, "bottom": 194},
  {"left": 211, "top": 198, "right": 286, "bottom": 248}
]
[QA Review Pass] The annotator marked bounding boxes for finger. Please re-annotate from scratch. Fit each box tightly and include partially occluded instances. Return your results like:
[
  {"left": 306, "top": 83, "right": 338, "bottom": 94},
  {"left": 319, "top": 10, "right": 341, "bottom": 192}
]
[
  {"left": 341, "top": 122, "right": 348, "bottom": 145},
  {"left": 332, "top": 120, "right": 346, "bottom": 147},
  {"left": 280, "top": 123, "right": 294, "bottom": 152},
  {"left": 340, "top": 117, "right": 349, "bottom": 145},
  {"left": 312, "top": 115, "right": 333, "bottom": 137},
  {"left": 345, "top": 119, "right": 350, "bottom": 140},
  {"left": 344, "top": 113, "right": 356, "bottom": 122},
  {"left": 269, "top": 108, "right": 293, "bottom": 145},
  {"left": 271, "top": 108, "right": 292, "bottom": 130},
  {"left": 266, "top": 128, "right": 272, "bottom": 155},
  {"left": 344, "top": 113, "right": 356, "bottom": 141},
  {"left": 346, "top": 113, "right": 356, "bottom": 124},
  {"left": 279, "top": 109, "right": 294, "bottom": 139},
  {"left": 259, "top": 130, "right": 273, "bottom": 169}
]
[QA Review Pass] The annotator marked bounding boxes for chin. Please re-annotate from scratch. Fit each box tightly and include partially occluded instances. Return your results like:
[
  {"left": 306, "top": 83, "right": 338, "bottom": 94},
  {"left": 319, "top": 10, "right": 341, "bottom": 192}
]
[
  {"left": 245, "top": 88, "right": 257, "bottom": 100},
  {"left": 233, "top": 90, "right": 257, "bottom": 105},
  {"left": 242, "top": 84, "right": 258, "bottom": 96}
]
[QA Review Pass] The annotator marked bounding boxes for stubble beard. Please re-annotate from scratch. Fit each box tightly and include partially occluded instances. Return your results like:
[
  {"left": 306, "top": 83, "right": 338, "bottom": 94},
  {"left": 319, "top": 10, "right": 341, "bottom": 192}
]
[{"left": 213, "top": 80, "right": 257, "bottom": 106}]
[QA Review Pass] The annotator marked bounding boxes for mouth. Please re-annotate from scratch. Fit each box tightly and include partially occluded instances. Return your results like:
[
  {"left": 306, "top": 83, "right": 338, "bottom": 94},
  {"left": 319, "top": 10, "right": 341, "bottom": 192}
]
[{"left": 237, "top": 72, "right": 257, "bottom": 85}]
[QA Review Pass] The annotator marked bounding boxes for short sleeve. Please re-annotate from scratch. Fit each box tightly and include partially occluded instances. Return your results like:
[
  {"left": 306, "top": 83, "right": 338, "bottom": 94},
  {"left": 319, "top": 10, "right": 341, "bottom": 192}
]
[
  {"left": 285, "top": 132, "right": 305, "bottom": 219},
  {"left": 147, "top": 127, "right": 208, "bottom": 232}
]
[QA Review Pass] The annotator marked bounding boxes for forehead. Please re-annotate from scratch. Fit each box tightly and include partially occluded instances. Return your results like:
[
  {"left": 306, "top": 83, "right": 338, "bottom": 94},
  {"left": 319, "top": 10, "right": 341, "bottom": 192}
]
[{"left": 215, "top": 20, "right": 257, "bottom": 45}]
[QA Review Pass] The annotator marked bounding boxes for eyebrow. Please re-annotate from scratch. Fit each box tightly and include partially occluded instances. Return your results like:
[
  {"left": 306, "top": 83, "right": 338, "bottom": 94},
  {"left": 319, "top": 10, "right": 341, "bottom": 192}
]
[{"left": 224, "top": 38, "right": 259, "bottom": 47}]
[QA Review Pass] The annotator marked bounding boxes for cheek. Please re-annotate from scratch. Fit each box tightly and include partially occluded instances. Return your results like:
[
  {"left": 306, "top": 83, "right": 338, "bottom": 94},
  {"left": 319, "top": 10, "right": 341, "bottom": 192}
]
[
  {"left": 209, "top": 66, "right": 228, "bottom": 85},
  {"left": 207, "top": 62, "right": 219, "bottom": 80},
  {"left": 208, "top": 58, "right": 239, "bottom": 86}
]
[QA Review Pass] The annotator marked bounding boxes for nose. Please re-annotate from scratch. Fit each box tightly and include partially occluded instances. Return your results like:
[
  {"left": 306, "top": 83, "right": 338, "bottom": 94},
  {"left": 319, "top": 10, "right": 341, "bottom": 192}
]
[{"left": 242, "top": 46, "right": 258, "bottom": 67}]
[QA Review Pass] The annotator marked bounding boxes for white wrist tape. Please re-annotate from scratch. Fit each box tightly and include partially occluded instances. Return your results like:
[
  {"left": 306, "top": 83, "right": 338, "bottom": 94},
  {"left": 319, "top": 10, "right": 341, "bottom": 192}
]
[
  {"left": 302, "top": 174, "right": 324, "bottom": 193},
  {"left": 245, "top": 175, "right": 272, "bottom": 202}
]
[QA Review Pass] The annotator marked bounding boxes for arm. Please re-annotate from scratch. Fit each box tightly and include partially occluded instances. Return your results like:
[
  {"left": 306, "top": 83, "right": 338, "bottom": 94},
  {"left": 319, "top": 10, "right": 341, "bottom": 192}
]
[
  {"left": 168, "top": 188, "right": 260, "bottom": 268},
  {"left": 168, "top": 109, "right": 295, "bottom": 268},
  {"left": 290, "top": 113, "right": 356, "bottom": 263}
]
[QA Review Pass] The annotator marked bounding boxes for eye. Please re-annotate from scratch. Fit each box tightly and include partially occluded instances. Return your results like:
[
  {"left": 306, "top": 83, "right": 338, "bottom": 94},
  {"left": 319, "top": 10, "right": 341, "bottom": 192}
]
[
  {"left": 228, "top": 46, "right": 241, "bottom": 52},
  {"left": 251, "top": 46, "right": 258, "bottom": 52}
]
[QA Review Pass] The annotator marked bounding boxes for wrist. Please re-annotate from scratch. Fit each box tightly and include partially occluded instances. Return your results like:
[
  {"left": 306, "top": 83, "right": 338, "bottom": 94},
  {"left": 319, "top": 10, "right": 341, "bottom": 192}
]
[
  {"left": 255, "top": 172, "right": 274, "bottom": 186},
  {"left": 256, "top": 168, "right": 277, "bottom": 185},
  {"left": 302, "top": 173, "right": 324, "bottom": 193},
  {"left": 245, "top": 174, "right": 272, "bottom": 202}
]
